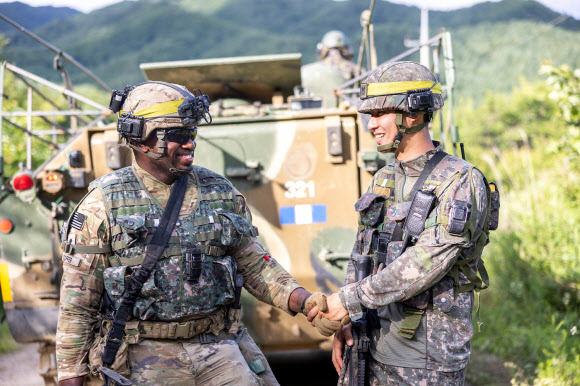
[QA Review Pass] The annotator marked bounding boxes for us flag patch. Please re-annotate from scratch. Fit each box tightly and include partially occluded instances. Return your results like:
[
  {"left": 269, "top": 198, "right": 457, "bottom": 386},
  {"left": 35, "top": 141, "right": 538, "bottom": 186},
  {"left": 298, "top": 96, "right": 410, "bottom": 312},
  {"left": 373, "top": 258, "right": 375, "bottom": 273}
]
[{"left": 71, "top": 212, "right": 86, "bottom": 230}]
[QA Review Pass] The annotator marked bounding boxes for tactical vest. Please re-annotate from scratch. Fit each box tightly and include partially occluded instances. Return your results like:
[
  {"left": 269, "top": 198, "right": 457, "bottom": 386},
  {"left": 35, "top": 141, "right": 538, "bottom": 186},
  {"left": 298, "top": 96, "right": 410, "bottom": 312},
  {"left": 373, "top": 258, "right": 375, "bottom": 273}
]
[
  {"left": 355, "top": 153, "right": 495, "bottom": 338},
  {"left": 89, "top": 165, "right": 258, "bottom": 322}
]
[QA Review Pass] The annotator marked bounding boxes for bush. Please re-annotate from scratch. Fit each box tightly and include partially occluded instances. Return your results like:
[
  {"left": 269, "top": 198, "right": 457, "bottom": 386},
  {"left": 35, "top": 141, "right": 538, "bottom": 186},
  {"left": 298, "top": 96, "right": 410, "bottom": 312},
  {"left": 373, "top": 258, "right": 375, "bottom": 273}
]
[{"left": 463, "top": 64, "right": 580, "bottom": 385}]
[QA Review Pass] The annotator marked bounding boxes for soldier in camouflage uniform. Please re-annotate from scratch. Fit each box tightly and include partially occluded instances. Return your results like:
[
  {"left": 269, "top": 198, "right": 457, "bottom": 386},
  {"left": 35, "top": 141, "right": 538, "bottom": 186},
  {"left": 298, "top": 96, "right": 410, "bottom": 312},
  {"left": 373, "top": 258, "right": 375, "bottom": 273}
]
[
  {"left": 56, "top": 82, "right": 337, "bottom": 385},
  {"left": 308, "top": 62, "right": 494, "bottom": 385},
  {"left": 316, "top": 30, "right": 357, "bottom": 80},
  {"left": 301, "top": 30, "right": 357, "bottom": 108}
]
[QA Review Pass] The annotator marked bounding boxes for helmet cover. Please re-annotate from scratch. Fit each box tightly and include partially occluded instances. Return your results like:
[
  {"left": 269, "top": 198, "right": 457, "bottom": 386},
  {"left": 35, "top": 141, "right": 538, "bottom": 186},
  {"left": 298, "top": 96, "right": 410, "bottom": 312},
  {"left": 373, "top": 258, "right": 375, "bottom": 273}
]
[
  {"left": 121, "top": 82, "right": 196, "bottom": 141},
  {"left": 321, "top": 30, "right": 349, "bottom": 49},
  {"left": 358, "top": 61, "right": 443, "bottom": 115}
]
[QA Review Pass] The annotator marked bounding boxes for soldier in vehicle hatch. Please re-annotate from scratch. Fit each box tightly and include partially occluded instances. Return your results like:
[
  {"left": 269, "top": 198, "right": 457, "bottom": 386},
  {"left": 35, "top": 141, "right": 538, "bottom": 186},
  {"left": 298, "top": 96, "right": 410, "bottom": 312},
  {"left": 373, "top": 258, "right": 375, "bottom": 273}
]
[
  {"left": 301, "top": 30, "right": 358, "bottom": 107},
  {"left": 56, "top": 82, "right": 345, "bottom": 385},
  {"left": 307, "top": 61, "right": 498, "bottom": 385}
]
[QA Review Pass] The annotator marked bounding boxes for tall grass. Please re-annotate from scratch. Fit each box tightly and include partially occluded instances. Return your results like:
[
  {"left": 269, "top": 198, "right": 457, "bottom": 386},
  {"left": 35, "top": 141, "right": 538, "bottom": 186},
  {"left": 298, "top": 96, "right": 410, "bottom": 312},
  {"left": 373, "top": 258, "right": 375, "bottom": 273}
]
[{"left": 461, "top": 64, "right": 580, "bottom": 385}]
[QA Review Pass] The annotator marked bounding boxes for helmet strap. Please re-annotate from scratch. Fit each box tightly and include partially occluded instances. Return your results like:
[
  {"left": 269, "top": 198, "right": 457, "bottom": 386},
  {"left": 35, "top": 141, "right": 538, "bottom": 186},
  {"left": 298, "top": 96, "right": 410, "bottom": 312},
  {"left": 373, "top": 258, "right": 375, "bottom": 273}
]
[
  {"left": 154, "top": 130, "right": 190, "bottom": 175},
  {"left": 376, "top": 113, "right": 429, "bottom": 154}
]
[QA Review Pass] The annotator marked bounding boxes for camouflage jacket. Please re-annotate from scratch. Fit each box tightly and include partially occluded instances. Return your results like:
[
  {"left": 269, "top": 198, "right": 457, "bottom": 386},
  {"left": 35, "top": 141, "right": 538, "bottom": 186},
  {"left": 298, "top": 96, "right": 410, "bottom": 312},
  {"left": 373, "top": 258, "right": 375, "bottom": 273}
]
[
  {"left": 56, "top": 162, "right": 301, "bottom": 380},
  {"left": 338, "top": 147, "right": 490, "bottom": 372}
]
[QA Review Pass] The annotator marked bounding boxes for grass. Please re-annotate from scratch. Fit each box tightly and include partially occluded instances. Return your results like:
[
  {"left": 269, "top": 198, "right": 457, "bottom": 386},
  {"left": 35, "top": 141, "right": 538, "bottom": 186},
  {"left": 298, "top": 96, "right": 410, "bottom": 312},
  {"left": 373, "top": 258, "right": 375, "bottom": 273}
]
[
  {"left": 0, "top": 321, "right": 17, "bottom": 355},
  {"left": 459, "top": 74, "right": 580, "bottom": 384}
]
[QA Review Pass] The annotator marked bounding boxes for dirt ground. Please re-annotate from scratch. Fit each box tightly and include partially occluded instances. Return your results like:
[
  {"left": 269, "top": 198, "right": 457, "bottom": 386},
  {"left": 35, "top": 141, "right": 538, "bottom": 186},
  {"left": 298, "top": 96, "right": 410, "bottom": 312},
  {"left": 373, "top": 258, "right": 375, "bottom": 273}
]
[
  {"left": 0, "top": 343, "right": 44, "bottom": 385},
  {"left": 0, "top": 343, "right": 515, "bottom": 385}
]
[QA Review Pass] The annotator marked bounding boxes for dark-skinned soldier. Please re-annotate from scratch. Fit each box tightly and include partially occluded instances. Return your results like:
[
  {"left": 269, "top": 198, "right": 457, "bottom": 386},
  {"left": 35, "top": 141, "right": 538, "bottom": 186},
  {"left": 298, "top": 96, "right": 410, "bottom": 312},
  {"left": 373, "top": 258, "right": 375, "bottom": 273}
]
[{"left": 56, "top": 82, "right": 343, "bottom": 385}]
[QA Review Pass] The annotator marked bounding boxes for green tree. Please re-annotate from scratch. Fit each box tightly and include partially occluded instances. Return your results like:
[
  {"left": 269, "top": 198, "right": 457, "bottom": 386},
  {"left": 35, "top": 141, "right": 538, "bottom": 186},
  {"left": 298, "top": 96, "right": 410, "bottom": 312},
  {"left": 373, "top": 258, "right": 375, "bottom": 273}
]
[{"left": 541, "top": 62, "right": 580, "bottom": 169}]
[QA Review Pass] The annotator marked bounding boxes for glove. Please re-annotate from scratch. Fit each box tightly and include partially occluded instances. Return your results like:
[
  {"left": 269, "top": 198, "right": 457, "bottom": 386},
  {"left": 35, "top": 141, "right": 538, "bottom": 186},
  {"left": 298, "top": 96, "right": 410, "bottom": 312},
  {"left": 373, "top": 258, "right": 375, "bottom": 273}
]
[
  {"left": 313, "top": 316, "right": 352, "bottom": 337},
  {"left": 301, "top": 291, "right": 328, "bottom": 316}
]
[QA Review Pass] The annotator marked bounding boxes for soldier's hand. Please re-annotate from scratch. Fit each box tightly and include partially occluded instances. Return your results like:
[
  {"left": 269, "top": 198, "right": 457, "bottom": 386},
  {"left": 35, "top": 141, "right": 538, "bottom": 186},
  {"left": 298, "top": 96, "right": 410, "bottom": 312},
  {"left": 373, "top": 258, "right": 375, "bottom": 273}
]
[
  {"left": 319, "top": 292, "right": 349, "bottom": 323},
  {"left": 312, "top": 317, "right": 350, "bottom": 337},
  {"left": 332, "top": 323, "right": 353, "bottom": 375},
  {"left": 59, "top": 376, "right": 85, "bottom": 386},
  {"left": 307, "top": 293, "right": 350, "bottom": 337},
  {"left": 301, "top": 291, "right": 328, "bottom": 316}
]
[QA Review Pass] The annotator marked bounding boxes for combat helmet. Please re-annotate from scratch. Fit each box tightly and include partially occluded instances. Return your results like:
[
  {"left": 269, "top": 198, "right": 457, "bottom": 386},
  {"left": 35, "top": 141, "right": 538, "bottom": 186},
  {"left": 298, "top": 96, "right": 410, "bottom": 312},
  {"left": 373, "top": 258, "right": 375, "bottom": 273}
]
[
  {"left": 358, "top": 61, "right": 443, "bottom": 152},
  {"left": 108, "top": 81, "right": 211, "bottom": 174},
  {"left": 317, "top": 30, "right": 353, "bottom": 60}
]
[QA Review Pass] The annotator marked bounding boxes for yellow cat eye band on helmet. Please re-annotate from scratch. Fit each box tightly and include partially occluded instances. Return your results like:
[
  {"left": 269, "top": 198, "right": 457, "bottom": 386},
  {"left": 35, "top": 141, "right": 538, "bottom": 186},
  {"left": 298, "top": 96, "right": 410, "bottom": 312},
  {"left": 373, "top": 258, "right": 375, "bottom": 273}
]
[
  {"left": 360, "top": 81, "right": 441, "bottom": 99},
  {"left": 120, "top": 98, "right": 186, "bottom": 119}
]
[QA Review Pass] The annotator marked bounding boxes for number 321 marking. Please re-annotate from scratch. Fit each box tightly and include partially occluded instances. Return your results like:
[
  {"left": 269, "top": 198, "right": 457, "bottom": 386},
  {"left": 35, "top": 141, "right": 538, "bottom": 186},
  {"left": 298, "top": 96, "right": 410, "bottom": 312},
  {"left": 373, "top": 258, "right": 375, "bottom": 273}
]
[{"left": 284, "top": 180, "right": 315, "bottom": 198}]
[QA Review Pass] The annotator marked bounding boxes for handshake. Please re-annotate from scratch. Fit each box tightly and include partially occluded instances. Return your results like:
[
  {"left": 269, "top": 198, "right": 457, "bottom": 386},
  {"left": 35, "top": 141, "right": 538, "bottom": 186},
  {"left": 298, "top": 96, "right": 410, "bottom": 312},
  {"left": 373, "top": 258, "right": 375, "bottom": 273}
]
[{"left": 301, "top": 292, "right": 351, "bottom": 337}]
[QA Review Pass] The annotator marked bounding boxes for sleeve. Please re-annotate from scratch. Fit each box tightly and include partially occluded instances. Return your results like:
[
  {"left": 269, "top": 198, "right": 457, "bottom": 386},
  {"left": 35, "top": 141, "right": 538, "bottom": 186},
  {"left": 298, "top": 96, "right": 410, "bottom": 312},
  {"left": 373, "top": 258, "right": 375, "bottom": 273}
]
[
  {"left": 56, "top": 189, "right": 111, "bottom": 381},
  {"left": 229, "top": 189, "right": 302, "bottom": 315},
  {"left": 339, "top": 168, "right": 489, "bottom": 321}
]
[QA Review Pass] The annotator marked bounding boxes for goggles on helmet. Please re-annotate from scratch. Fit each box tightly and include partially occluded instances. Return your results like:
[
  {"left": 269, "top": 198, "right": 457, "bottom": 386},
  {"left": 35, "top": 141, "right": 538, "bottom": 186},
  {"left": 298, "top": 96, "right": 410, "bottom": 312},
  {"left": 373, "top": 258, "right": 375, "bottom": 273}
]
[{"left": 164, "top": 128, "right": 198, "bottom": 144}]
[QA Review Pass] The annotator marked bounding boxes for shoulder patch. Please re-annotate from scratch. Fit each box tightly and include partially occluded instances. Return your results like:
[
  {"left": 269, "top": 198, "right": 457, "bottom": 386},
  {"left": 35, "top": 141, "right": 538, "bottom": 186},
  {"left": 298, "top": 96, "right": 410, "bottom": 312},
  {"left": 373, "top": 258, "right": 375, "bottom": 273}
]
[
  {"left": 62, "top": 252, "right": 81, "bottom": 267},
  {"left": 70, "top": 212, "right": 86, "bottom": 231}
]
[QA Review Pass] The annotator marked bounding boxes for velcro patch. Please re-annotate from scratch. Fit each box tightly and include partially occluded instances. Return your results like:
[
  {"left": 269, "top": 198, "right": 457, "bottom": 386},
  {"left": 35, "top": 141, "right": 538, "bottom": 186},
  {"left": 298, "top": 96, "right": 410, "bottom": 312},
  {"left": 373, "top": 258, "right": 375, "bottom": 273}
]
[
  {"left": 71, "top": 212, "right": 86, "bottom": 231},
  {"left": 62, "top": 253, "right": 81, "bottom": 267}
]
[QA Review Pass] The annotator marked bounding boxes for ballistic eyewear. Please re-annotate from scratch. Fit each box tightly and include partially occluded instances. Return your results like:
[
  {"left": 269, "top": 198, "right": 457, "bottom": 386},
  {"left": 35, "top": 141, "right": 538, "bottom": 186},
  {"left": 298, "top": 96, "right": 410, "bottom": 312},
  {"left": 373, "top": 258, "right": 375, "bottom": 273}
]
[{"left": 165, "top": 128, "right": 198, "bottom": 144}]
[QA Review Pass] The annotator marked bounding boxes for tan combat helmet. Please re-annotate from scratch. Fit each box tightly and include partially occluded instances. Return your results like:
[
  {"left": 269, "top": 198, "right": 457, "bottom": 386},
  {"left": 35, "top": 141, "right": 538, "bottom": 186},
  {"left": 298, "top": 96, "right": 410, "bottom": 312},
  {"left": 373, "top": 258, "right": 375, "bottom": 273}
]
[
  {"left": 317, "top": 30, "right": 353, "bottom": 60},
  {"left": 108, "top": 81, "right": 212, "bottom": 174},
  {"left": 358, "top": 61, "right": 443, "bottom": 153}
]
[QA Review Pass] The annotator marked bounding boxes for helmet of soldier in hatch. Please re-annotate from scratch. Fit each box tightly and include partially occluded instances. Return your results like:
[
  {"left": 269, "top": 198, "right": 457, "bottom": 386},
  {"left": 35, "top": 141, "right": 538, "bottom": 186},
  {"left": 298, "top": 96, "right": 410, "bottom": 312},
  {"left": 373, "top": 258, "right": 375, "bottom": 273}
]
[
  {"left": 317, "top": 30, "right": 352, "bottom": 59},
  {"left": 118, "top": 82, "right": 198, "bottom": 142},
  {"left": 321, "top": 30, "right": 349, "bottom": 49},
  {"left": 358, "top": 61, "right": 444, "bottom": 115}
]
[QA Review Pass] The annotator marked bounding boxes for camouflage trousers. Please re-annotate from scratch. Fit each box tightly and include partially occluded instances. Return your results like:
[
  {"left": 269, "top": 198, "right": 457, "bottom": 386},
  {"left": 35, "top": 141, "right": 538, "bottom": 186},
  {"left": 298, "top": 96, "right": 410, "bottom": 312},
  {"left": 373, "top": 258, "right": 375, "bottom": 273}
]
[
  {"left": 367, "top": 359, "right": 466, "bottom": 386},
  {"left": 339, "top": 356, "right": 465, "bottom": 386},
  {"left": 90, "top": 328, "right": 278, "bottom": 385}
]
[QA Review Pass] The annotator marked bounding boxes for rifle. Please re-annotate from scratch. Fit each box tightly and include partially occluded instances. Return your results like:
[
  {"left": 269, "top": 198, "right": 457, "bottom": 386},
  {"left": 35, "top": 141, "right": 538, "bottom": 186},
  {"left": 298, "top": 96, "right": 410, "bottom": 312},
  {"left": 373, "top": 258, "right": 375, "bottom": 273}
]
[{"left": 340, "top": 254, "right": 371, "bottom": 386}]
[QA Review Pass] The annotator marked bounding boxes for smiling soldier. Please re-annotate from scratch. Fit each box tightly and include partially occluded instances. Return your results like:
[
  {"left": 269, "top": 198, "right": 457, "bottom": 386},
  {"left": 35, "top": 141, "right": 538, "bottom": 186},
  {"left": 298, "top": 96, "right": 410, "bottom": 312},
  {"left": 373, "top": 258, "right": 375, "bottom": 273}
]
[
  {"left": 56, "top": 82, "right": 338, "bottom": 385},
  {"left": 308, "top": 62, "right": 497, "bottom": 385}
]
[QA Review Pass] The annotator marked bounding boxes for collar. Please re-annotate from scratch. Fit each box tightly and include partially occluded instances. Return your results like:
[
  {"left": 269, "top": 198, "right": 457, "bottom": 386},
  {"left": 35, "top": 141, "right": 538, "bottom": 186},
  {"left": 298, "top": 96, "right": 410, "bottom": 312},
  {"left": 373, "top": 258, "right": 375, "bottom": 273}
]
[
  {"left": 132, "top": 160, "right": 170, "bottom": 189},
  {"left": 132, "top": 160, "right": 194, "bottom": 191},
  {"left": 395, "top": 141, "right": 442, "bottom": 176}
]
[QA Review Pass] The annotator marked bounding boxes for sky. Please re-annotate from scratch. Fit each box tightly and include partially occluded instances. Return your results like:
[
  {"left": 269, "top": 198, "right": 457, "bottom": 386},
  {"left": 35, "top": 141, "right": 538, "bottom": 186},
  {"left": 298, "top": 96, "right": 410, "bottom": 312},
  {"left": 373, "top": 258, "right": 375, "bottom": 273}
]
[{"left": 0, "top": 0, "right": 578, "bottom": 19}]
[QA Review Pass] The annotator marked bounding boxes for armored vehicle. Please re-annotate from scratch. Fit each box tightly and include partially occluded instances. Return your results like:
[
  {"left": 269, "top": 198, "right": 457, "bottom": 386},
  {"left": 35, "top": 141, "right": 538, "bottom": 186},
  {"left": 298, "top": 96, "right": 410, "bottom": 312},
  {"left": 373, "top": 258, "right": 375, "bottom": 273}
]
[{"left": 0, "top": 7, "right": 458, "bottom": 384}]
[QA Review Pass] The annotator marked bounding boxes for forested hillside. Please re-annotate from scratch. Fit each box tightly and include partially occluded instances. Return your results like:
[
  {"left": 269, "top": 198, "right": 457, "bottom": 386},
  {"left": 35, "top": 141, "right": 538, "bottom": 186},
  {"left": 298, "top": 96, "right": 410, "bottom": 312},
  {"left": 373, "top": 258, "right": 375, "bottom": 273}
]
[
  {"left": 0, "top": 0, "right": 578, "bottom": 102},
  {"left": 0, "top": 1, "right": 78, "bottom": 33}
]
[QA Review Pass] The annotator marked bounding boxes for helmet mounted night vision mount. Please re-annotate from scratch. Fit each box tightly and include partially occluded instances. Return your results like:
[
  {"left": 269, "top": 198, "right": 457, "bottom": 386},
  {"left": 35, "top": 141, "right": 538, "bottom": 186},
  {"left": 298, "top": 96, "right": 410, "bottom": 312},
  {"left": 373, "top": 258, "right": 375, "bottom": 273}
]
[{"left": 405, "top": 87, "right": 435, "bottom": 117}]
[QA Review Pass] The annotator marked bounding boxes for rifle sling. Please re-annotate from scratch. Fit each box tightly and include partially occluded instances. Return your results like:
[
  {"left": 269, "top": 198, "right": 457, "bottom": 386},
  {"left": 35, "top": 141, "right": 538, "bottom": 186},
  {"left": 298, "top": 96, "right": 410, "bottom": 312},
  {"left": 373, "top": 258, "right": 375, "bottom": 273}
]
[{"left": 102, "top": 174, "right": 189, "bottom": 367}]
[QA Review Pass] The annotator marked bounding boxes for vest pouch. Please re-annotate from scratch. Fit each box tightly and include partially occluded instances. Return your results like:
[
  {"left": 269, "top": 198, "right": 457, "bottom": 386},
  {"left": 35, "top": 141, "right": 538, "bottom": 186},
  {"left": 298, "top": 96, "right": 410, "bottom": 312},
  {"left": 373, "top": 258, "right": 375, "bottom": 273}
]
[
  {"left": 219, "top": 212, "right": 257, "bottom": 248},
  {"left": 103, "top": 265, "right": 163, "bottom": 320},
  {"left": 385, "top": 241, "right": 403, "bottom": 267},
  {"left": 401, "top": 289, "right": 431, "bottom": 310},
  {"left": 432, "top": 276, "right": 455, "bottom": 312},
  {"left": 386, "top": 201, "right": 412, "bottom": 222},
  {"left": 88, "top": 320, "right": 131, "bottom": 378},
  {"left": 116, "top": 215, "right": 148, "bottom": 249},
  {"left": 355, "top": 193, "right": 387, "bottom": 227},
  {"left": 357, "top": 229, "right": 376, "bottom": 256},
  {"left": 179, "top": 254, "right": 237, "bottom": 315}
]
